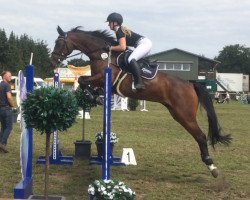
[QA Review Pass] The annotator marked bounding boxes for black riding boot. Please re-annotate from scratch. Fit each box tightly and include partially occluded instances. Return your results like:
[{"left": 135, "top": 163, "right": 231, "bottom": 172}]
[{"left": 129, "top": 59, "right": 145, "bottom": 90}]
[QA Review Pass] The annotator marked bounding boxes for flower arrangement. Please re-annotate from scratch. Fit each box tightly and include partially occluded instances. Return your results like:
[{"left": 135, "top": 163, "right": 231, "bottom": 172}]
[
  {"left": 95, "top": 132, "right": 119, "bottom": 144},
  {"left": 88, "top": 179, "right": 136, "bottom": 200}
]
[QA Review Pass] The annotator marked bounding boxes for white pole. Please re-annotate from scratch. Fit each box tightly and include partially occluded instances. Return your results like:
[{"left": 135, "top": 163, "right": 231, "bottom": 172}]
[
  {"left": 140, "top": 100, "right": 148, "bottom": 112},
  {"left": 29, "top": 53, "right": 33, "bottom": 65}
]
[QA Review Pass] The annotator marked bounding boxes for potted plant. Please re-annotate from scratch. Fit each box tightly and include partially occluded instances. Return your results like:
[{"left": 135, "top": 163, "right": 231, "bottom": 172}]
[
  {"left": 88, "top": 179, "right": 136, "bottom": 200},
  {"left": 22, "top": 87, "right": 79, "bottom": 200},
  {"left": 95, "top": 131, "right": 119, "bottom": 158},
  {"left": 74, "top": 86, "right": 97, "bottom": 158}
]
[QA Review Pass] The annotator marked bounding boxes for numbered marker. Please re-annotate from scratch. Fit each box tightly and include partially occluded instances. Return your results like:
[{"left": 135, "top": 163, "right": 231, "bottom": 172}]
[
  {"left": 85, "top": 112, "right": 91, "bottom": 119},
  {"left": 121, "top": 148, "right": 137, "bottom": 165}
]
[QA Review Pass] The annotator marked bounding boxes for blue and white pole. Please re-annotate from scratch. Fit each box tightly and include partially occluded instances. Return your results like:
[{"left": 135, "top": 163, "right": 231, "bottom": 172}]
[
  {"left": 102, "top": 67, "right": 112, "bottom": 180},
  {"left": 51, "top": 73, "right": 61, "bottom": 161},
  {"left": 14, "top": 65, "right": 34, "bottom": 199},
  {"left": 25, "top": 65, "right": 34, "bottom": 179}
]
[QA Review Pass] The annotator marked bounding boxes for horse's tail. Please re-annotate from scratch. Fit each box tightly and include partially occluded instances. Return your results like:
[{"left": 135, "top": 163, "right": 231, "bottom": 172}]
[{"left": 193, "top": 83, "right": 232, "bottom": 148}]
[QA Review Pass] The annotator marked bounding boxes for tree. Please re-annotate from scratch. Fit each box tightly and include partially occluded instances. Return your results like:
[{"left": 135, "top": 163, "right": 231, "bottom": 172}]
[
  {"left": 0, "top": 29, "right": 9, "bottom": 70},
  {"left": 6, "top": 31, "right": 20, "bottom": 74},
  {"left": 0, "top": 27, "right": 53, "bottom": 78},
  {"left": 22, "top": 87, "right": 79, "bottom": 199},
  {"left": 67, "top": 58, "right": 90, "bottom": 66},
  {"left": 215, "top": 44, "right": 250, "bottom": 74},
  {"left": 74, "top": 87, "right": 96, "bottom": 141},
  {"left": 33, "top": 41, "right": 53, "bottom": 78}
]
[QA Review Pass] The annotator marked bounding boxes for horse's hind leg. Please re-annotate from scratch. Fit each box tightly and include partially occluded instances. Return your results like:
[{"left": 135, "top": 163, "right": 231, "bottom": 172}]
[
  {"left": 184, "top": 122, "right": 219, "bottom": 178},
  {"left": 167, "top": 106, "right": 219, "bottom": 178}
]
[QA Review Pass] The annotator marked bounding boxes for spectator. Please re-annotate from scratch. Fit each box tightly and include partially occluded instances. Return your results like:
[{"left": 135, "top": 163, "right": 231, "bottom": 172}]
[
  {"left": 224, "top": 92, "right": 230, "bottom": 103},
  {"left": 0, "top": 71, "right": 14, "bottom": 153},
  {"left": 214, "top": 91, "right": 220, "bottom": 103}
]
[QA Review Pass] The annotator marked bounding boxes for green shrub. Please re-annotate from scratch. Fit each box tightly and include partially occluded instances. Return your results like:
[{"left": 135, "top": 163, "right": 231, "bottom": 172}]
[
  {"left": 22, "top": 86, "right": 79, "bottom": 134},
  {"left": 74, "top": 87, "right": 97, "bottom": 111}
]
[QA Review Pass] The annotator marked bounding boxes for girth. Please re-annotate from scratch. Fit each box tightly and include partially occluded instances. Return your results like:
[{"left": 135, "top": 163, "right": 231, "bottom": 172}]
[{"left": 112, "top": 70, "right": 127, "bottom": 97}]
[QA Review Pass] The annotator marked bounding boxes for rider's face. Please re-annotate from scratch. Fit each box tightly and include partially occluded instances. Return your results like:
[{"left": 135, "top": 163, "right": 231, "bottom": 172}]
[
  {"left": 108, "top": 22, "right": 114, "bottom": 30},
  {"left": 108, "top": 22, "right": 118, "bottom": 30}
]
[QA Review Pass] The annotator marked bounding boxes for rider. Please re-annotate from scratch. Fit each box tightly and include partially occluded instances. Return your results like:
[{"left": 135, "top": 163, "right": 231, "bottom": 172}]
[{"left": 106, "top": 12, "right": 152, "bottom": 90}]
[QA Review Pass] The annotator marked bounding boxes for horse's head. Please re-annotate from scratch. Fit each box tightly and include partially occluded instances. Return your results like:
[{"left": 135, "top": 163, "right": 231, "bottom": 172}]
[{"left": 50, "top": 26, "right": 74, "bottom": 68}]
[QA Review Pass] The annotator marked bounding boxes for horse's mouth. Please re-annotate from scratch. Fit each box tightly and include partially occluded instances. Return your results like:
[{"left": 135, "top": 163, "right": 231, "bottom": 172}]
[{"left": 50, "top": 58, "right": 59, "bottom": 69}]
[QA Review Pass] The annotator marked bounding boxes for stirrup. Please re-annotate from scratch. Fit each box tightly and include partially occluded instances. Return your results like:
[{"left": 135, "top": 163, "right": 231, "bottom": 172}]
[{"left": 135, "top": 83, "right": 145, "bottom": 90}]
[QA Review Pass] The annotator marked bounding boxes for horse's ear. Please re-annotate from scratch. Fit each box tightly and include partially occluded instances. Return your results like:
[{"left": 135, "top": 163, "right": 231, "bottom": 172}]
[{"left": 57, "top": 26, "right": 65, "bottom": 36}]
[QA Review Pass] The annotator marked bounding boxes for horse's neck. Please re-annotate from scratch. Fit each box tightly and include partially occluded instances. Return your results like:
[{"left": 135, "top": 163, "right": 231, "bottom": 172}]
[
  {"left": 70, "top": 32, "right": 120, "bottom": 75},
  {"left": 70, "top": 33, "right": 102, "bottom": 57}
]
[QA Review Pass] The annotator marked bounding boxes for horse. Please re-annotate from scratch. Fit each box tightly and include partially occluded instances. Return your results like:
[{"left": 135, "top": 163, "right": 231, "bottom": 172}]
[{"left": 50, "top": 26, "right": 232, "bottom": 178}]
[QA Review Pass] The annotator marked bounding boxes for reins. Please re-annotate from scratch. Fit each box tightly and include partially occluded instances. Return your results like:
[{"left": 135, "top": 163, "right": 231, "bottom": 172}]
[{"left": 66, "top": 52, "right": 83, "bottom": 59}]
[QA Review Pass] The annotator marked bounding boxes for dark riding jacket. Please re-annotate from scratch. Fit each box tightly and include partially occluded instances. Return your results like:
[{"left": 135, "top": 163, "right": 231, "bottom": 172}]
[{"left": 115, "top": 27, "right": 144, "bottom": 48}]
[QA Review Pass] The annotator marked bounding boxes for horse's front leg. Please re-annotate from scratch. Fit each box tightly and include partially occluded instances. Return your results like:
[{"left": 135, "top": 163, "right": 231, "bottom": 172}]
[
  {"left": 78, "top": 73, "right": 103, "bottom": 88},
  {"left": 78, "top": 74, "right": 104, "bottom": 105}
]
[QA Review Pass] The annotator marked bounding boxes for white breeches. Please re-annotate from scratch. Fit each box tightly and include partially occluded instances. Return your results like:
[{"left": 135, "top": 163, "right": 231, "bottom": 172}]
[{"left": 128, "top": 38, "right": 152, "bottom": 63}]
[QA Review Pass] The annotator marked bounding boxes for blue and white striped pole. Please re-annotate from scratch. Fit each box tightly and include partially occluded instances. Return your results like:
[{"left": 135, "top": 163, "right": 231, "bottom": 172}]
[
  {"left": 102, "top": 67, "right": 112, "bottom": 180},
  {"left": 52, "top": 73, "right": 60, "bottom": 161},
  {"left": 25, "top": 65, "right": 34, "bottom": 179},
  {"left": 14, "top": 65, "right": 34, "bottom": 199}
]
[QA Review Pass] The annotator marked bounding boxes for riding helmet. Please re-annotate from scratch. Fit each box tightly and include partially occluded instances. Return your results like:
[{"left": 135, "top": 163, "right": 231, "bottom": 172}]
[{"left": 106, "top": 12, "right": 123, "bottom": 25}]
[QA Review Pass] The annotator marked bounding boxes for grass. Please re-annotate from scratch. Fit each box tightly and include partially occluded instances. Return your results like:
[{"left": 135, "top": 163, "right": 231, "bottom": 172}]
[{"left": 0, "top": 101, "right": 250, "bottom": 199}]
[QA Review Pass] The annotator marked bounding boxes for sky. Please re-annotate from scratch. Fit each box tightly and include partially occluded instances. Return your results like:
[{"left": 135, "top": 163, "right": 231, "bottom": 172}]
[{"left": 1, "top": 0, "right": 250, "bottom": 60}]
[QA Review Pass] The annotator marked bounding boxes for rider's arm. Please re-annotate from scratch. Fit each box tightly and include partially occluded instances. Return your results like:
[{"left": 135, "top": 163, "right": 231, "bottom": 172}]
[{"left": 111, "top": 37, "right": 126, "bottom": 51}]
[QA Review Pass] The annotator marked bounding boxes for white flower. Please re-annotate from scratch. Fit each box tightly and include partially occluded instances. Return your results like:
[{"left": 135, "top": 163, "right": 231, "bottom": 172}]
[
  {"left": 88, "top": 179, "right": 135, "bottom": 199},
  {"left": 95, "top": 132, "right": 119, "bottom": 144},
  {"left": 118, "top": 181, "right": 124, "bottom": 185},
  {"left": 87, "top": 185, "right": 95, "bottom": 195},
  {"left": 104, "top": 179, "right": 112, "bottom": 184}
]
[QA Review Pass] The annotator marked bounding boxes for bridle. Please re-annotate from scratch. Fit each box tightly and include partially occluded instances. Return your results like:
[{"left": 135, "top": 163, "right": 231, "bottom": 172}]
[
  {"left": 51, "top": 36, "right": 71, "bottom": 64},
  {"left": 52, "top": 34, "right": 111, "bottom": 64}
]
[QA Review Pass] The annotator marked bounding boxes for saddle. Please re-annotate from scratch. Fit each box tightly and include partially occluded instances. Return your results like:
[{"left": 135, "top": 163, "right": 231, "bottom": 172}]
[{"left": 116, "top": 50, "right": 159, "bottom": 80}]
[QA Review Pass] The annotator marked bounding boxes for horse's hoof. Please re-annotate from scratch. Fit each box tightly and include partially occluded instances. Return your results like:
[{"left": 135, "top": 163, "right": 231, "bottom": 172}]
[
  {"left": 207, "top": 164, "right": 219, "bottom": 178},
  {"left": 211, "top": 168, "right": 219, "bottom": 178},
  {"left": 96, "top": 96, "right": 104, "bottom": 105}
]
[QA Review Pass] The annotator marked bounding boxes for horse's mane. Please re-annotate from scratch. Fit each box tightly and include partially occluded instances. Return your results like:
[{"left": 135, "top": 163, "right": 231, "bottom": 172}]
[{"left": 70, "top": 26, "right": 116, "bottom": 45}]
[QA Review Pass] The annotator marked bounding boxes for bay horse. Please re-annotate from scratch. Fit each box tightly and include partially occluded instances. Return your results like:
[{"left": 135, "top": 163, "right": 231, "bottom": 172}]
[{"left": 50, "top": 26, "right": 231, "bottom": 178}]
